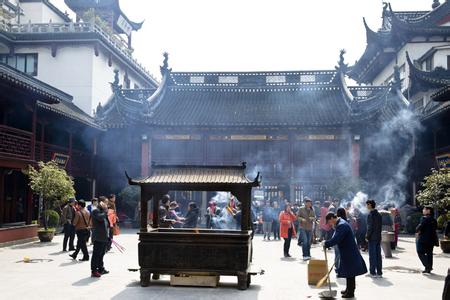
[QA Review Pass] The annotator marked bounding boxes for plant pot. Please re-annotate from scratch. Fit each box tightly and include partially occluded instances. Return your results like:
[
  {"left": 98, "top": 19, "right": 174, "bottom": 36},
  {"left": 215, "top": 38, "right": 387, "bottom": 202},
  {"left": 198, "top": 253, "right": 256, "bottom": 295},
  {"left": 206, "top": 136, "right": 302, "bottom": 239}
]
[
  {"left": 38, "top": 230, "right": 55, "bottom": 242},
  {"left": 440, "top": 239, "right": 450, "bottom": 253}
]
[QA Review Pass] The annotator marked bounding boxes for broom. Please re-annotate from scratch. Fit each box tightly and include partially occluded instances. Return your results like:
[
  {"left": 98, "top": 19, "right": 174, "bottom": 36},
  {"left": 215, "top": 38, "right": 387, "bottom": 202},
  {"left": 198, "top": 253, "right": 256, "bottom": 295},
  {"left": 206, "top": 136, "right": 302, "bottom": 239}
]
[
  {"left": 316, "top": 261, "right": 335, "bottom": 288},
  {"left": 316, "top": 247, "right": 337, "bottom": 299}
]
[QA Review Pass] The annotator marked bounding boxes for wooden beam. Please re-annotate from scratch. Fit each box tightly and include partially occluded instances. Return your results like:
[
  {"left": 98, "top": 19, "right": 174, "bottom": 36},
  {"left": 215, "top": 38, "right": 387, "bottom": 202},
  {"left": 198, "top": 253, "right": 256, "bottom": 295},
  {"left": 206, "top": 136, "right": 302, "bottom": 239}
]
[{"left": 140, "top": 186, "right": 148, "bottom": 232}]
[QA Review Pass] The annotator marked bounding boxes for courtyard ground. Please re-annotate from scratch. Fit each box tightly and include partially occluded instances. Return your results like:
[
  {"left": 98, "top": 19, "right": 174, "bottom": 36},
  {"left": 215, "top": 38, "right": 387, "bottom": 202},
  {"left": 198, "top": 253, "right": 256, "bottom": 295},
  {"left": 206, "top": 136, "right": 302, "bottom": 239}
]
[{"left": 0, "top": 229, "right": 447, "bottom": 300}]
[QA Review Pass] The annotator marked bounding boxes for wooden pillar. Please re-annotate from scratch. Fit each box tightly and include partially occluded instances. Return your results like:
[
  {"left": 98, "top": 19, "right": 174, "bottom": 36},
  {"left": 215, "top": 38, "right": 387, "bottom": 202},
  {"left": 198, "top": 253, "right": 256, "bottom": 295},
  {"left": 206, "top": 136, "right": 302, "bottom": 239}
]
[
  {"left": 128, "top": 33, "right": 132, "bottom": 49},
  {"left": 140, "top": 185, "right": 148, "bottom": 232},
  {"left": 91, "top": 136, "right": 97, "bottom": 199},
  {"left": 237, "top": 189, "right": 251, "bottom": 231},
  {"left": 30, "top": 102, "right": 37, "bottom": 161},
  {"left": 202, "top": 134, "right": 208, "bottom": 164},
  {"left": 26, "top": 187, "right": 32, "bottom": 224},
  {"left": 68, "top": 131, "right": 73, "bottom": 172},
  {"left": 351, "top": 140, "right": 360, "bottom": 178},
  {"left": 40, "top": 122, "right": 46, "bottom": 161},
  {"left": 200, "top": 191, "right": 207, "bottom": 224},
  {"left": 141, "top": 135, "right": 149, "bottom": 177},
  {"left": 152, "top": 191, "right": 164, "bottom": 229}
]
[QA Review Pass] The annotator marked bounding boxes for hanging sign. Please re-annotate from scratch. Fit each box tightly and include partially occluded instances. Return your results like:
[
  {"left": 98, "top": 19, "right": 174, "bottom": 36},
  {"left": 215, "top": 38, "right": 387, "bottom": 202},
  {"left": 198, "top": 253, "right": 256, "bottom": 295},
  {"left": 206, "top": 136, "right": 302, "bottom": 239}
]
[
  {"left": 52, "top": 153, "right": 70, "bottom": 168},
  {"left": 116, "top": 14, "right": 133, "bottom": 36},
  {"left": 436, "top": 153, "right": 450, "bottom": 170}
]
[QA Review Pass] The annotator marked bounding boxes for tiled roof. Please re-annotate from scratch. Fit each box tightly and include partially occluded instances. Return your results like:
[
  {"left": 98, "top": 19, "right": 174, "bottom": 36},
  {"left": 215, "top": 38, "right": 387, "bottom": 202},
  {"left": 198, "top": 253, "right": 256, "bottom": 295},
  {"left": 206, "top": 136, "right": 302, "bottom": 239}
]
[
  {"left": 38, "top": 100, "right": 103, "bottom": 130},
  {"left": 350, "top": 2, "right": 450, "bottom": 83},
  {"left": 128, "top": 164, "right": 258, "bottom": 185},
  {"left": 146, "top": 70, "right": 396, "bottom": 127},
  {"left": 0, "top": 63, "right": 72, "bottom": 103},
  {"left": 97, "top": 69, "right": 407, "bottom": 128},
  {"left": 406, "top": 51, "right": 450, "bottom": 96}
]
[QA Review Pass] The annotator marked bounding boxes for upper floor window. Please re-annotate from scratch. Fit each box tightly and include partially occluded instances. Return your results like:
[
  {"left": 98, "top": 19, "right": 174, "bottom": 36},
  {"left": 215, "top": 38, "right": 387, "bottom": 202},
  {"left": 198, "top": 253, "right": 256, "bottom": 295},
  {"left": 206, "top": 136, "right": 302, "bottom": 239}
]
[
  {"left": 0, "top": 53, "right": 38, "bottom": 76},
  {"left": 423, "top": 55, "right": 433, "bottom": 71}
]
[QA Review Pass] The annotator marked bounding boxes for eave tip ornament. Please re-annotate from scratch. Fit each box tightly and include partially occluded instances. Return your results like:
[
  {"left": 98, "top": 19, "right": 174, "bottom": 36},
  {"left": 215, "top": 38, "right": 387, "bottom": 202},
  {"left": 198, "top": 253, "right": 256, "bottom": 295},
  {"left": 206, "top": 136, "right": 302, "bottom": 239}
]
[
  {"left": 336, "top": 49, "right": 348, "bottom": 73},
  {"left": 110, "top": 69, "right": 122, "bottom": 92},
  {"left": 160, "top": 52, "right": 172, "bottom": 76}
]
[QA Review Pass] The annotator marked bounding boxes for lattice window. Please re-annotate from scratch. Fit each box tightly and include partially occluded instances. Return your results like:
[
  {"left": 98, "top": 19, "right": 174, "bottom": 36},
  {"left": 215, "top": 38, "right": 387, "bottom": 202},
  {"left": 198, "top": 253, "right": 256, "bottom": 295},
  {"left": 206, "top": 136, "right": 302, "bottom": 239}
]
[
  {"left": 190, "top": 76, "right": 205, "bottom": 84},
  {"left": 218, "top": 76, "right": 238, "bottom": 84},
  {"left": 266, "top": 75, "right": 286, "bottom": 83},
  {"left": 356, "top": 90, "right": 372, "bottom": 97},
  {"left": 300, "top": 74, "right": 316, "bottom": 82}
]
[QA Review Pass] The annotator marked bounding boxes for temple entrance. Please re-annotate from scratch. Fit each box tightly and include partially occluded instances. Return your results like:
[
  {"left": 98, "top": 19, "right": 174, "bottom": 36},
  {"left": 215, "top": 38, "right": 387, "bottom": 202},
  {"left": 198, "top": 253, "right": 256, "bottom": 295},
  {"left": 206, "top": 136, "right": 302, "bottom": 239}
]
[{"left": 1, "top": 169, "right": 29, "bottom": 225}]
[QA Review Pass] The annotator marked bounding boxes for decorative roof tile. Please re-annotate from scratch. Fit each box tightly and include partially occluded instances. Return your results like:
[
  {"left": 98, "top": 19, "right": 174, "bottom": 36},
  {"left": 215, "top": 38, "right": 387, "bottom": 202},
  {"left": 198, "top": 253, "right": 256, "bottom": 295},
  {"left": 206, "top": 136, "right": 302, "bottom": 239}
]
[{"left": 127, "top": 163, "right": 259, "bottom": 186}]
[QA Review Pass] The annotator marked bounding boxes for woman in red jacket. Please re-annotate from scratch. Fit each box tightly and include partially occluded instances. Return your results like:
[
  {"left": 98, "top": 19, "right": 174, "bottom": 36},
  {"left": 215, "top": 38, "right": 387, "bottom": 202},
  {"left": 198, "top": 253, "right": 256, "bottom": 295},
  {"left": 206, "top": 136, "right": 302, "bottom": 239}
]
[{"left": 279, "top": 203, "right": 297, "bottom": 257}]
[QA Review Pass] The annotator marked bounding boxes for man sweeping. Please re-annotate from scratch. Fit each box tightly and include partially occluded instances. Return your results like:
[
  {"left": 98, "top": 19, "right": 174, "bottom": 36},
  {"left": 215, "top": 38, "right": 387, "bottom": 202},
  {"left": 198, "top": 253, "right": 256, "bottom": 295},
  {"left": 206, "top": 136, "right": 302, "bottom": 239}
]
[{"left": 323, "top": 212, "right": 367, "bottom": 298}]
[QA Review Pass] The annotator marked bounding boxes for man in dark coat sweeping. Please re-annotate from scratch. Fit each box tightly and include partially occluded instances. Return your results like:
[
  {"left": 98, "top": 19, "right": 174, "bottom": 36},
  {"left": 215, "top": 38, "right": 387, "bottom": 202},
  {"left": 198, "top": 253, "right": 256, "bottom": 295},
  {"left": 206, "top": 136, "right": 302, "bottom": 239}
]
[{"left": 324, "top": 212, "right": 367, "bottom": 298}]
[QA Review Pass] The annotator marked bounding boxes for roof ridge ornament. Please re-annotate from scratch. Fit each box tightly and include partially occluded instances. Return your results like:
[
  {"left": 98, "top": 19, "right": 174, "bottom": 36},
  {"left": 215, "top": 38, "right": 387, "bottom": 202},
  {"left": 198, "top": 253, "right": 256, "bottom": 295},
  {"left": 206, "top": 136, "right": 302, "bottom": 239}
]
[
  {"left": 392, "top": 65, "right": 402, "bottom": 90},
  {"left": 336, "top": 49, "right": 348, "bottom": 72},
  {"left": 160, "top": 52, "right": 172, "bottom": 76},
  {"left": 432, "top": 0, "right": 441, "bottom": 9},
  {"left": 110, "top": 69, "right": 122, "bottom": 92}
]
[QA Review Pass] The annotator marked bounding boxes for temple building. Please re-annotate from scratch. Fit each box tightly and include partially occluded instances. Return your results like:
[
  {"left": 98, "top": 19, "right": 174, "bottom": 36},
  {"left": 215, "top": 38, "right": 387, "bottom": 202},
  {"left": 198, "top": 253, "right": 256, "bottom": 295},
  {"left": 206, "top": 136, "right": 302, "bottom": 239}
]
[
  {"left": 0, "top": 62, "right": 101, "bottom": 243},
  {"left": 349, "top": 1, "right": 450, "bottom": 201},
  {"left": 0, "top": 0, "right": 158, "bottom": 115},
  {"left": 95, "top": 53, "right": 409, "bottom": 205}
]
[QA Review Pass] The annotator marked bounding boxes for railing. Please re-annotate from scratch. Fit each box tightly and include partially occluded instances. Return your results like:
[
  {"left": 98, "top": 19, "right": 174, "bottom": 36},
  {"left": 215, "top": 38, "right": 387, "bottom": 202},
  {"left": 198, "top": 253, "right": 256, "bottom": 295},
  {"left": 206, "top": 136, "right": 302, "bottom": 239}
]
[
  {"left": 0, "top": 21, "right": 157, "bottom": 82},
  {"left": 0, "top": 125, "right": 32, "bottom": 160}
]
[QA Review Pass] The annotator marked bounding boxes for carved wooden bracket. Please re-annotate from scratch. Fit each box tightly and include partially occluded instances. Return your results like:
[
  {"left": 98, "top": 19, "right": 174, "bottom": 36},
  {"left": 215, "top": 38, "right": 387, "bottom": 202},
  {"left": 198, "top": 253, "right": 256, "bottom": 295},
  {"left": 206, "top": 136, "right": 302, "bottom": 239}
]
[
  {"left": 51, "top": 43, "right": 57, "bottom": 57},
  {"left": 94, "top": 43, "right": 99, "bottom": 57}
]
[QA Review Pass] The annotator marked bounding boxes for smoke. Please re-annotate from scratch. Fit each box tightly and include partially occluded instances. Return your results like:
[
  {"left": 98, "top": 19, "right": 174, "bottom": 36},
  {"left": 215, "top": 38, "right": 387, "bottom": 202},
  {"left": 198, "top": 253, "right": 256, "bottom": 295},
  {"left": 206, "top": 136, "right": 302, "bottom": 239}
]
[
  {"left": 211, "top": 191, "right": 238, "bottom": 229},
  {"left": 361, "top": 109, "right": 423, "bottom": 208},
  {"left": 211, "top": 191, "right": 231, "bottom": 204},
  {"left": 343, "top": 191, "right": 369, "bottom": 215}
]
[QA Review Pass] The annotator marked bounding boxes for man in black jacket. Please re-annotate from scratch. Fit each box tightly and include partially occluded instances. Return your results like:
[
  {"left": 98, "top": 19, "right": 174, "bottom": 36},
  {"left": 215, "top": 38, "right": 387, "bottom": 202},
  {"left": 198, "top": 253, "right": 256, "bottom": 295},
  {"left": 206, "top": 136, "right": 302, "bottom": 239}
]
[
  {"left": 416, "top": 206, "right": 438, "bottom": 273},
  {"left": 90, "top": 199, "right": 110, "bottom": 278},
  {"left": 366, "top": 199, "right": 383, "bottom": 278},
  {"left": 183, "top": 202, "right": 199, "bottom": 228}
]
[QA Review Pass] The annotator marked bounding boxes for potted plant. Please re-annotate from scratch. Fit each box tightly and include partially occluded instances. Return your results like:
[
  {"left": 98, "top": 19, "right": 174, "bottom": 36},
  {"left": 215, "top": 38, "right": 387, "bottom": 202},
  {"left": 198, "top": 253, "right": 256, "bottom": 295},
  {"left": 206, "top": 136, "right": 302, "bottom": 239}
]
[
  {"left": 27, "top": 161, "right": 75, "bottom": 242},
  {"left": 416, "top": 168, "right": 450, "bottom": 253}
]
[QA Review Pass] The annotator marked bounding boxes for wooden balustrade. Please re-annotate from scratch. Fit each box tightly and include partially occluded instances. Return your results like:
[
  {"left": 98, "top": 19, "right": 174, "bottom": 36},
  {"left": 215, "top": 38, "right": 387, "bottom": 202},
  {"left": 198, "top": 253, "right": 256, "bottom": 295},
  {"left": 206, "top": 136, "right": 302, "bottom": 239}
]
[{"left": 0, "top": 125, "right": 32, "bottom": 160}]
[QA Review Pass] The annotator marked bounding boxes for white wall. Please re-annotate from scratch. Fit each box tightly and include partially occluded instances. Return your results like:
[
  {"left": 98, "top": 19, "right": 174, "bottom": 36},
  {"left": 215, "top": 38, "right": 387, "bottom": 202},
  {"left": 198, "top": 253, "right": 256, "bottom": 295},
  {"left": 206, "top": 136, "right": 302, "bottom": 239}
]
[
  {"left": 372, "top": 41, "right": 449, "bottom": 90},
  {"left": 9, "top": 45, "right": 94, "bottom": 113},
  {"left": 91, "top": 47, "right": 153, "bottom": 113},
  {"left": 20, "top": 1, "right": 66, "bottom": 23}
]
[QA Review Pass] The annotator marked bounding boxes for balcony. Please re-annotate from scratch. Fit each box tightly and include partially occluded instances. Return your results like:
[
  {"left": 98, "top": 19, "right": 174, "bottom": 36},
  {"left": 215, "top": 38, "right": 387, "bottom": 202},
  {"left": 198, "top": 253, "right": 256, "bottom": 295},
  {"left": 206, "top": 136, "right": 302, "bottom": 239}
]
[
  {"left": 0, "top": 21, "right": 157, "bottom": 83},
  {"left": 0, "top": 125, "right": 32, "bottom": 160}
]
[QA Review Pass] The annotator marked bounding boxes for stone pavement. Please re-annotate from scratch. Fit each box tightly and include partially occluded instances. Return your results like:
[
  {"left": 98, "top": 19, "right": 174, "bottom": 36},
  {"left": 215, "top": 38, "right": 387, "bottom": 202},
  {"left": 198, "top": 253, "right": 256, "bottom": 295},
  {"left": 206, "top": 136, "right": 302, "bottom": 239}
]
[{"left": 0, "top": 229, "right": 447, "bottom": 300}]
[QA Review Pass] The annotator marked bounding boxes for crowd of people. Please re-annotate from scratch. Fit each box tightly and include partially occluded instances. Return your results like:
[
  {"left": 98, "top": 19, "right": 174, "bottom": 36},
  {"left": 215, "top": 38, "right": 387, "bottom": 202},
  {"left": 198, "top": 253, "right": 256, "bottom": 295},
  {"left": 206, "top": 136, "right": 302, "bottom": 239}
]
[
  {"left": 250, "top": 196, "right": 442, "bottom": 298},
  {"left": 60, "top": 194, "right": 119, "bottom": 278},
  {"left": 58, "top": 191, "right": 445, "bottom": 294}
]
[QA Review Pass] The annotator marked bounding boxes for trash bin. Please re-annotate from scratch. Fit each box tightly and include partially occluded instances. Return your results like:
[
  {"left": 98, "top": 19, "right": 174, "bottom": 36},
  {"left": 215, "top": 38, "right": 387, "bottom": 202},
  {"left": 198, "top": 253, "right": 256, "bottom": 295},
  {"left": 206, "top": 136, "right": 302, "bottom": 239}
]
[{"left": 381, "top": 231, "right": 395, "bottom": 258}]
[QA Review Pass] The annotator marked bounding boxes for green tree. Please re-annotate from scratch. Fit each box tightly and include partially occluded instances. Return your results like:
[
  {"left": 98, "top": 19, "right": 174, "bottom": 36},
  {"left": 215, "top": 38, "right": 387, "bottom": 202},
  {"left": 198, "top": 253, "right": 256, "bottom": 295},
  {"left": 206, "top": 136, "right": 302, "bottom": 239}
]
[
  {"left": 28, "top": 161, "right": 75, "bottom": 230},
  {"left": 416, "top": 168, "right": 450, "bottom": 211}
]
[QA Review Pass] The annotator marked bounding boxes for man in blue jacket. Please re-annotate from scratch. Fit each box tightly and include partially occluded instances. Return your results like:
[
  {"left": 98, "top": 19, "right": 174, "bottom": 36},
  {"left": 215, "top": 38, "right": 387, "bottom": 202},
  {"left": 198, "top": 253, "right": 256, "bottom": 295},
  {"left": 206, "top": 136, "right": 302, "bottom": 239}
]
[
  {"left": 366, "top": 199, "right": 383, "bottom": 278},
  {"left": 324, "top": 212, "right": 367, "bottom": 298}
]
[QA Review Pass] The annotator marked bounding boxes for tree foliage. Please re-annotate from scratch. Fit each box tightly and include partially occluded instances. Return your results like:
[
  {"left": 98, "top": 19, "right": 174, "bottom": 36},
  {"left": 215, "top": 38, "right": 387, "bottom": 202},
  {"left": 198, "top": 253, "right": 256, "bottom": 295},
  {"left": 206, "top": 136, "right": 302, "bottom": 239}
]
[
  {"left": 28, "top": 161, "right": 75, "bottom": 229},
  {"left": 416, "top": 168, "right": 450, "bottom": 211}
]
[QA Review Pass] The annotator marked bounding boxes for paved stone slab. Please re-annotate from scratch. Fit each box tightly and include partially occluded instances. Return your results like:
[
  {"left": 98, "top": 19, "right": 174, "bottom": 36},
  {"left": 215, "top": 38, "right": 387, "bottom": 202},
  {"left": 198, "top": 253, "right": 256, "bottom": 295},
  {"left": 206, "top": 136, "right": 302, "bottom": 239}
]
[{"left": 0, "top": 230, "right": 447, "bottom": 299}]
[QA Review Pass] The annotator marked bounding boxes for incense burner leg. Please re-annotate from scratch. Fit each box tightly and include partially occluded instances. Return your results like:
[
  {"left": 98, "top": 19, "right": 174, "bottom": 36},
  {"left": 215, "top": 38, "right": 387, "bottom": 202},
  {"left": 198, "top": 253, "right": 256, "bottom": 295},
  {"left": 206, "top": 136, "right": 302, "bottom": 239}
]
[
  {"left": 237, "top": 272, "right": 249, "bottom": 290},
  {"left": 140, "top": 269, "right": 151, "bottom": 287}
]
